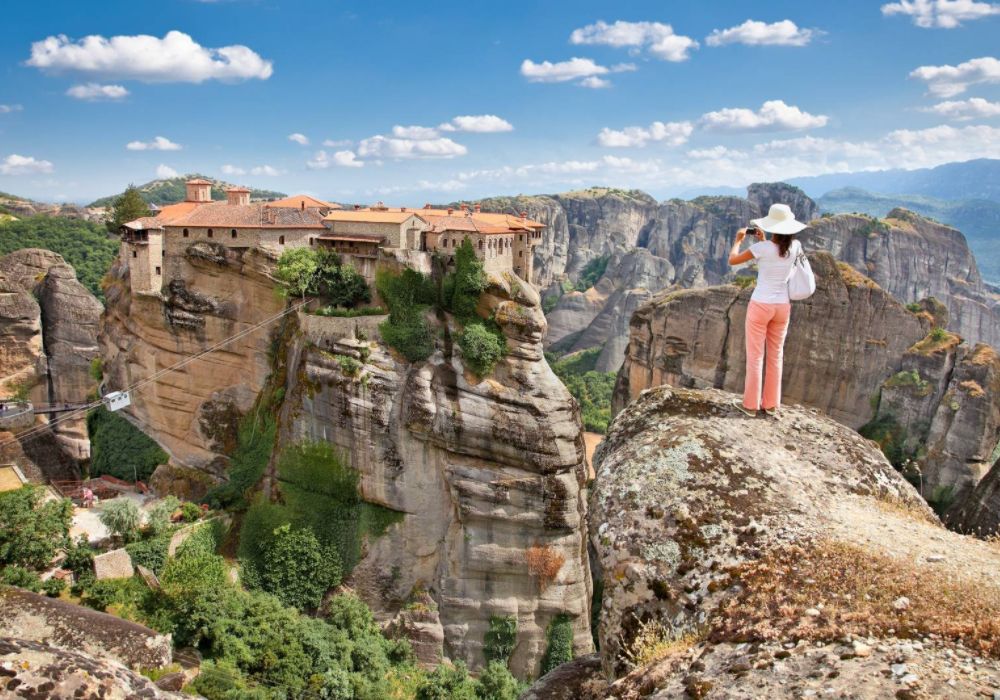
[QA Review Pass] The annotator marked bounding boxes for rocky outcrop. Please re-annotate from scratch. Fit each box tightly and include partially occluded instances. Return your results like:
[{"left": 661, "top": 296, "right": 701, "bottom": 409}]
[
  {"left": 578, "top": 385, "right": 1000, "bottom": 697},
  {"left": 613, "top": 253, "right": 929, "bottom": 429},
  {"left": 0, "top": 587, "right": 172, "bottom": 669},
  {"left": 953, "top": 455, "right": 1000, "bottom": 536},
  {"left": 100, "top": 244, "right": 593, "bottom": 676},
  {"left": 0, "top": 637, "right": 181, "bottom": 699},
  {"left": 747, "top": 181, "right": 819, "bottom": 223},
  {"left": 280, "top": 275, "right": 592, "bottom": 677},
  {"left": 0, "top": 249, "right": 101, "bottom": 471}
]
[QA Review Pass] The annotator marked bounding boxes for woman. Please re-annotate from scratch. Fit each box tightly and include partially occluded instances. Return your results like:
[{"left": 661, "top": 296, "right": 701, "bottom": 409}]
[{"left": 727, "top": 203, "right": 807, "bottom": 418}]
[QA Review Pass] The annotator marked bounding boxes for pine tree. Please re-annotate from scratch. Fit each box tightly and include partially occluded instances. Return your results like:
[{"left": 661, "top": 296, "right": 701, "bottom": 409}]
[{"left": 106, "top": 184, "right": 151, "bottom": 233}]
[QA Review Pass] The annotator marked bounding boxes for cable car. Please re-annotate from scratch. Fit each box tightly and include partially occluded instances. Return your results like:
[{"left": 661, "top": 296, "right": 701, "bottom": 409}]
[{"left": 103, "top": 391, "right": 131, "bottom": 412}]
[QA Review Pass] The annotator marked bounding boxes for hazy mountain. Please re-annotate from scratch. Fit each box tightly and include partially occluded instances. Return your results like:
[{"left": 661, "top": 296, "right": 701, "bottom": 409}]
[
  {"left": 789, "top": 159, "right": 1000, "bottom": 202},
  {"left": 88, "top": 174, "right": 286, "bottom": 208},
  {"left": 818, "top": 187, "right": 1000, "bottom": 283}
]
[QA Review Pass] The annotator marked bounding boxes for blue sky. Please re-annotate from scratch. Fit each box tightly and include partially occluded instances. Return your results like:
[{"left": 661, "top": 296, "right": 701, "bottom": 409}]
[{"left": 1, "top": 0, "right": 999, "bottom": 203}]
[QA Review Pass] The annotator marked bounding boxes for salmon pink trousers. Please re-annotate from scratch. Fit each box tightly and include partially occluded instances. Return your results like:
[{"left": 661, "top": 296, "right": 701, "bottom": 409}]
[{"left": 743, "top": 300, "right": 791, "bottom": 411}]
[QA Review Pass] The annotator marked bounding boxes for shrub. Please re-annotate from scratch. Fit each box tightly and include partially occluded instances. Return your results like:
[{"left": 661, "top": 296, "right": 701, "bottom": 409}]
[
  {"left": 83, "top": 579, "right": 122, "bottom": 611},
  {"left": 526, "top": 545, "right": 565, "bottom": 591},
  {"left": 313, "top": 250, "right": 371, "bottom": 308},
  {"left": 930, "top": 326, "right": 949, "bottom": 341},
  {"left": 87, "top": 406, "right": 167, "bottom": 483},
  {"left": 458, "top": 322, "right": 507, "bottom": 376},
  {"left": 377, "top": 267, "right": 436, "bottom": 363},
  {"left": 442, "top": 239, "right": 487, "bottom": 322},
  {"left": 540, "top": 614, "right": 574, "bottom": 675},
  {"left": 334, "top": 354, "right": 362, "bottom": 376},
  {"left": 475, "top": 661, "right": 521, "bottom": 700},
  {"left": 179, "top": 501, "right": 203, "bottom": 523},
  {"left": 379, "top": 314, "right": 435, "bottom": 362},
  {"left": 415, "top": 661, "right": 478, "bottom": 700},
  {"left": 483, "top": 615, "right": 517, "bottom": 666},
  {"left": 42, "top": 576, "right": 66, "bottom": 597},
  {"left": 126, "top": 533, "right": 172, "bottom": 574},
  {"left": 100, "top": 498, "right": 143, "bottom": 543},
  {"left": 313, "top": 305, "right": 387, "bottom": 318},
  {"left": 255, "top": 524, "right": 341, "bottom": 610},
  {"left": 146, "top": 496, "right": 180, "bottom": 536},
  {"left": 63, "top": 536, "right": 95, "bottom": 577},
  {"left": 0, "top": 565, "right": 42, "bottom": 592},
  {"left": 0, "top": 485, "right": 72, "bottom": 571}
]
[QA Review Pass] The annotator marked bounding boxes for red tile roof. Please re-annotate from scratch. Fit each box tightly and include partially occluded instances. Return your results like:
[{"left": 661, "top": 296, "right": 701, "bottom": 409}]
[
  {"left": 163, "top": 202, "right": 326, "bottom": 229},
  {"left": 267, "top": 194, "right": 341, "bottom": 210}
]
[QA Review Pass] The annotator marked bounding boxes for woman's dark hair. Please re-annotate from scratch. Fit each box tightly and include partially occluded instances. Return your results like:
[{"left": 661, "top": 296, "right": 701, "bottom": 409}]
[{"left": 772, "top": 233, "right": 793, "bottom": 258}]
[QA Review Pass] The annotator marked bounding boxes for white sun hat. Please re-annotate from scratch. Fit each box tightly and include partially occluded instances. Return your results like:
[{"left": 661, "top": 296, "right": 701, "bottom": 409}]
[{"left": 751, "top": 203, "right": 808, "bottom": 235}]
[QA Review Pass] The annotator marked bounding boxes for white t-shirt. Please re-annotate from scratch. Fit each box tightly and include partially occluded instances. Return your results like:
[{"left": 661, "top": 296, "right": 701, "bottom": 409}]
[{"left": 749, "top": 239, "right": 801, "bottom": 304}]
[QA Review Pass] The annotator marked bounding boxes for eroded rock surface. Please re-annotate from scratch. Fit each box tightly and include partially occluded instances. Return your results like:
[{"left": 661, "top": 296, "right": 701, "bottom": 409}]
[{"left": 578, "top": 385, "right": 1000, "bottom": 698}]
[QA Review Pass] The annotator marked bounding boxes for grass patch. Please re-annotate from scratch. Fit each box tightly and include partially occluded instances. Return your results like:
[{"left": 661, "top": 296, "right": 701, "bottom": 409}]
[
  {"left": 909, "top": 329, "right": 961, "bottom": 356},
  {"left": 884, "top": 369, "right": 933, "bottom": 397},
  {"left": 621, "top": 620, "right": 698, "bottom": 671},
  {"left": 711, "top": 539, "right": 1000, "bottom": 658}
]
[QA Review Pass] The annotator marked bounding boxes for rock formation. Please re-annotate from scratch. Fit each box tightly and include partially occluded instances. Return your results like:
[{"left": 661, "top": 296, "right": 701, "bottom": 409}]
[
  {"left": 573, "top": 385, "right": 1000, "bottom": 698},
  {"left": 0, "top": 249, "right": 101, "bottom": 473},
  {"left": 475, "top": 185, "right": 1000, "bottom": 370},
  {"left": 612, "top": 253, "right": 929, "bottom": 429},
  {"left": 99, "top": 242, "right": 593, "bottom": 676}
]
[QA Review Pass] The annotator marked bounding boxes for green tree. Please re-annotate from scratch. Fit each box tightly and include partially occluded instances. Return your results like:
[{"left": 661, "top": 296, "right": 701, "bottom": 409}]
[
  {"left": 275, "top": 247, "right": 319, "bottom": 300},
  {"left": 443, "top": 238, "right": 487, "bottom": 321},
  {"left": 0, "top": 565, "right": 42, "bottom": 592},
  {"left": 0, "top": 485, "right": 72, "bottom": 570},
  {"left": 256, "top": 524, "right": 341, "bottom": 610},
  {"left": 313, "top": 248, "right": 371, "bottom": 308},
  {"left": 415, "top": 662, "right": 479, "bottom": 700},
  {"left": 540, "top": 614, "right": 574, "bottom": 675},
  {"left": 458, "top": 322, "right": 507, "bottom": 377},
  {"left": 106, "top": 184, "right": 151, "bottom": 234},
  {"left": 87, "top": 406, "right": 168, "bottom": 483},
  {"left": 99, "top": 498, "right": 143, "bottom": 543}
]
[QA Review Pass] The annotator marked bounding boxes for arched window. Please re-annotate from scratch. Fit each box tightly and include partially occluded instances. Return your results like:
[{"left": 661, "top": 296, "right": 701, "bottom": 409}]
[
  {"left": 279, "top": 235, "right": 285, "bottom": 245},
  {"left": 479, "top": 240, "right": 484, "bottom": 250},
  {"left": 183, "top": 228, "right": 189, "bottom": 238},
  {"left": 207, "top": 229, "right": 213, "bottom": 238},
  {"left": 132, "top": 250, "right": 137, "bottom": 258},
  {"left": 231, "top": 229, "right": 237, "bottom": 239}
]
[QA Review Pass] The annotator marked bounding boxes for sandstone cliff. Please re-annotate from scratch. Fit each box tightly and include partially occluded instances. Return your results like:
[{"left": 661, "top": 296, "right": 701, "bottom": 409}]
[
  {"left": 612, "top": 252, "right": 929, "bottom": 429},
  {"left": 0, "top": 249, "right": 101, "bottom": 471},
  {"left": 569, "top": 386, "right": 1000, "bottom": 698},
  {"left": 99, "top": 242, "right": 593, "bottom": 676}
]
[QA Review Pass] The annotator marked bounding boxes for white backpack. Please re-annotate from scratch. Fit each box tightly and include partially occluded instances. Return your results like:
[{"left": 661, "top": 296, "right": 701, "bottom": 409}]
[{"left": 786, "top": 241, "right": 815, "bottom": 301}]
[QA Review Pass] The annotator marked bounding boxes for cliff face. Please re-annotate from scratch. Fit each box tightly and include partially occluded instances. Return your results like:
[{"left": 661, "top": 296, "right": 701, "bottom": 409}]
[
  {"left": 612, "top": 253, "right": 929, "bottom": 428},
  {"left": 477, "top": 185, "right": 998, "bottom": 372},
  {"left": 577, "top": 386, "right": 1000, "bottom": 698},
  {"left": 99, "top": 244, "right": 593, "bottom": 676},
  {"left": 0, "top": 248, "right": 101, "bottom": 470}
]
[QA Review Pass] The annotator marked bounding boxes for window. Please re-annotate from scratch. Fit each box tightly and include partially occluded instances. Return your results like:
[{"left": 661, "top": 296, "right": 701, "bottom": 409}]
[
  {"left": 479, "top": 240, "right": 484, "bottom": 250},
  {"left": 231, "top": 229, "right": 237, "bottom": 239},
  {"left": 519, "top": 235, "right": 523, "bottom": 242},
  {"left": 155, "top": 266, "right": 161, "bottom": 275},
  {"left": 279, "top": 235, "right": 285, "bottom": 245},
  {"left": 183, "top": 228, "right": 189, "bottom": 238},
  {"left": 207, "top": 229, "right": 213, "bottom": 238},
  {"left": 519, "top": 251, "right": 523, "bottom": 258},
  {"left": 132, "top": 250, "right": 137, "bottom": 258},
  {"left": 310, "top": 238, "right": 315, "bottom": 246}
]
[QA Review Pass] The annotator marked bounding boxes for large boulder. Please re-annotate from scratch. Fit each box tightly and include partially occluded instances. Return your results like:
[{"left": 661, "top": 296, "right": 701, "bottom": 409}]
[
  {"left": 613, "top": 253, "right": 929, "bottom": 429},
  {"left": 582, "top": 386, "right": 1000, "bottom": 697}
]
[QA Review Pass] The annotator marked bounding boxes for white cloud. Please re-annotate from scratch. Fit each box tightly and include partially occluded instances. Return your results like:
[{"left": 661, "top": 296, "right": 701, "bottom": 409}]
[
  {"left": 569, "top": 20, "right": 699, "bottom": 61},
  {"left": 0, "top": 104, "right": 23, "bottom": 113},
  {"left": 221, "top": 164, "right": 245, "bottom": 176},
  {"left": 306, "top": 150, "right": 364, "bottom": 169},
  {"left": 287, "top": 133, "right": 309, "bottom": 145},
  {"left": 392, "top": 125, "right": 440, "bottom": 139},
  {"left": 882, "top": 0, "right": 1000, "bottom": 27},
  {"left": 699, "top": 100, "right": 829, "bottom": 131},
  {"left": 579, "top": 76, "right": 612, "bottom": 89},
  {"left": 156, "top": 164, "right": 178, "bottom": 178},
  {"left": 66, "top": 82, "right": 129, "bottom": 100},
  {"left": 126, "top": 136, "right": 182, "bottom": 151},
  {"left": 910, "top": 56, "right": 1000, "bottom": 97},
  {"left": 27, "top": 30, "right": 273, "bottom": 83},
  {"left": 706, "top": 19, "right": 816, "bottom": 47},
  {"left": 597, "top": 120, "right": 694, "bottom": 147},
  {"left": 356, "top": 135, "right": 467, "bottom": 159},
  {"left": 322, "top": 138, "right": 353, "bottom": 147},
  {"left": 438, "top": 115, "right": 514, "bottom": 133},
  {"left": 922, "top": 96, "right": 1000, "bottom": 119},
  {"left": 0, "top": 154, "right": 54, "bottom": 175},
  {"left": 520, "top": 57, "right": 633, "bottom": 87},
  {"left": 222, "top": 163, "right": 283, "bottom": 176}
]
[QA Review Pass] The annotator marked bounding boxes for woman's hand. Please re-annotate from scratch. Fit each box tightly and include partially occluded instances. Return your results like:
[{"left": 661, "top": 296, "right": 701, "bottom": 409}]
[
  {"left": 735, "top": 227, "right": 747, "bottom": 244},
  {"left": 754, "top": 228, "right": 765, "bottom": 242}
]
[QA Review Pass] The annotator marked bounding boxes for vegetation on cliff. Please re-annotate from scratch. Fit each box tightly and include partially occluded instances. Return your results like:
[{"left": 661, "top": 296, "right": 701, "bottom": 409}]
[
  {"left": 0, "top": 215, "right": 117, "bottom": 299},
  {"left": 104, "top": 185, "right": 151, "bottom": 234},
  {"left": 275, "top": 247, "right": 370, "bottom": 307},
  {"left": 87, "top": 406, "right": 169, "bottom": 483}
]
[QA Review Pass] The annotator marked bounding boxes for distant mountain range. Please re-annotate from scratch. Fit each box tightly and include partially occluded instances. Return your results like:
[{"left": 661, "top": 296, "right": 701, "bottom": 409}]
[
  {"left": 88, "top": 174, "right": 286, "bottom": 208},
  {"left": 790, "top": 159, "right": 1000, "bottom": 203}
]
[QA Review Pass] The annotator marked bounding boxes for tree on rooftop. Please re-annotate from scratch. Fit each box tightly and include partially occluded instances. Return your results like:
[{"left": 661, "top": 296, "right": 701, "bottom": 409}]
[{"left": 105, "top": 184, "right": 151, "bottom": 234}]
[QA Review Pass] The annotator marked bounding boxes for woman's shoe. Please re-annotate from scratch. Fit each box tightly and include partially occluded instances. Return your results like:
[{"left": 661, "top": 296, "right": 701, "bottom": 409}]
[
  {"left": 731, "top": 399, "right": 758, "bottom": 417},
  {"left": 763, "top": 407, "right": 779, "bottom": 418}
]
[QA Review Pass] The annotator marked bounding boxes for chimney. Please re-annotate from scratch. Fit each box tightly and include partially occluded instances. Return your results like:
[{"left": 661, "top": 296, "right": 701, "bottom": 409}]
[
  {"left": 447, "top": 207, "right": 454, "bottom": 215},
  {"left": 460, "top": 204, "right": 468, "bottom": 211},
  {"left": 401, "top": 207, "right": 407, "bottom": 212},
  {"left": 424, "top": 203, "right": 431, "bottom": 209},
  {"left": 520, "top": 210, "right": 527, "bottom": 218},
  {"left": 300, "top": 200, "right": 305, "bottom": 211},
  {"left": 185, "top": 179, "right": 212, "bottom": 203},
  {"left": 225, "top": 187, "right": 250, "bottom": 206},
  {"left": 474, "top": 204, "right": 481, "bottom": 213}
]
